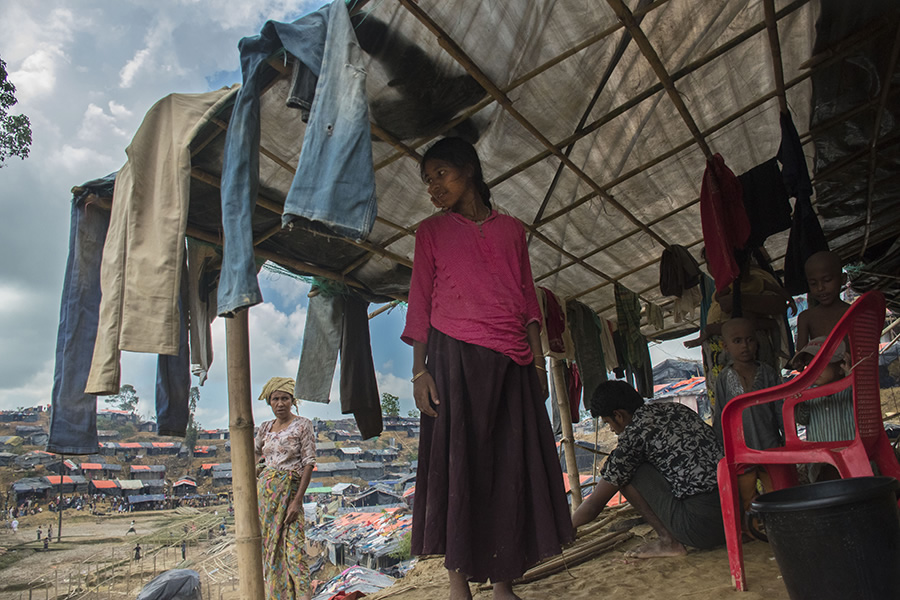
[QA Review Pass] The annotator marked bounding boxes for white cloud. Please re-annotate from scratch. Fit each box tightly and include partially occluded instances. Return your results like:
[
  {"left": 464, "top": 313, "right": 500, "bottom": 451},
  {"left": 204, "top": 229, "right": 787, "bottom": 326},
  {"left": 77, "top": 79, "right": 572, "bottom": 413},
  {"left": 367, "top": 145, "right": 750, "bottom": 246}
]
[
  {"left": 47, "top": 143, "right": 117, "bottom": 175},
  {"left": 9, "top": 48, "right": 68, "bottom": 102},
  {"left": 108, "top": 101, "right": 133, "bottom": 119},
  {"left": 78, "top": 103, "right": 130, "bottom": 143},
  {"left": 119, "top": 48, "right": 152, "bottom": 89}
]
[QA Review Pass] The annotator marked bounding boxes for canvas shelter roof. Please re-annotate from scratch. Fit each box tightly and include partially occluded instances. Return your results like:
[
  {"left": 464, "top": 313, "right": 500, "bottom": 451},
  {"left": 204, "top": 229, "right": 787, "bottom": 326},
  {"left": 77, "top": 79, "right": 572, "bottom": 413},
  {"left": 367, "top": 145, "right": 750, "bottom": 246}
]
[
  {"left": 67, "top": 0, "right": 894, "bottom": 337},
  {"left": 117, "top": 479, "right": 145, "bottom": 490},
  {"left": 90, "top": 479, "right": 118, "bottom": 489}
]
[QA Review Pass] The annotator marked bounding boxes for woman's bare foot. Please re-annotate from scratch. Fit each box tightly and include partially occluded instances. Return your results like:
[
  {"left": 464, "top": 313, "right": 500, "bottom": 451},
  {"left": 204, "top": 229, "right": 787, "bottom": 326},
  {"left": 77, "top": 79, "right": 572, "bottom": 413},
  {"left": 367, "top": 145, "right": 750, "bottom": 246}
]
[
  {"left": 448, "top": 569, "right": 472, "bottom": 600},
  {"left": 624, "top": 538, "right": 687, "bottom": 559},
  {"left": 492, "top": 581, "right": 522, "bottom": 599}
]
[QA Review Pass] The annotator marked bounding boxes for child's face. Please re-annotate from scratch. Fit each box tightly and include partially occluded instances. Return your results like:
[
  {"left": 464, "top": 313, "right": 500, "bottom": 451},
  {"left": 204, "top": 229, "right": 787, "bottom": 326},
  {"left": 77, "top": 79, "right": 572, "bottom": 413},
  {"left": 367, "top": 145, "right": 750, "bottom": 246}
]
[
  {"left": 722, "top": 324, "right": 758, "bottom": 364},
  {"left": 805, "top": 261, "right": 843, "bottom": 307}
]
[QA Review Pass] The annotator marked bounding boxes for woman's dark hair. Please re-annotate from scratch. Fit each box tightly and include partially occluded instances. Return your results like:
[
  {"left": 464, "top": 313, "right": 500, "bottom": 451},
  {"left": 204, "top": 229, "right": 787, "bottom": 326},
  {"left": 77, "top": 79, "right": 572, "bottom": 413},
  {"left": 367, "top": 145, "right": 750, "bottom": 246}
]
[
  {"left": 590, "top": 380, "right": 645, "bottom": 418},
  {"left": 420, "top": 137, "right": 492, "bottom": 209}
]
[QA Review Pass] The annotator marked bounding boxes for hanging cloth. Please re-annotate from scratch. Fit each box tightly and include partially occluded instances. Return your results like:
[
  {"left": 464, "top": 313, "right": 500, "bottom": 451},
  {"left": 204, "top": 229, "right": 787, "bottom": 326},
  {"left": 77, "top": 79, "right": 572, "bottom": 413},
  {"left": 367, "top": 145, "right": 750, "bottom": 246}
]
[
  {"left": 647, "top": 301, "right": 665, "bottom": 331},
  {"left": 738, "top": 158, "right": 792, "bottom": 248},
  {"left": 699, "top": 154, "right": 750, "bottom": 293},
  {"left": 778, "top": 110, "right": 828, "bottom": 295},
  {"left": 658, "top": 244, "right": 702, "bottom": 298}
]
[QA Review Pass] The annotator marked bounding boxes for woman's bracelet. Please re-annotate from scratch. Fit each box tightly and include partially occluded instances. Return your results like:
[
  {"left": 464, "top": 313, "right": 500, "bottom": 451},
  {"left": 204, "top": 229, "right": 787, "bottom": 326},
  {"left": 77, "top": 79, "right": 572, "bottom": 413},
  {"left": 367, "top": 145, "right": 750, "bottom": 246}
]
[{"left": 411, "top": 369, "right": 429, "bottom": 383}]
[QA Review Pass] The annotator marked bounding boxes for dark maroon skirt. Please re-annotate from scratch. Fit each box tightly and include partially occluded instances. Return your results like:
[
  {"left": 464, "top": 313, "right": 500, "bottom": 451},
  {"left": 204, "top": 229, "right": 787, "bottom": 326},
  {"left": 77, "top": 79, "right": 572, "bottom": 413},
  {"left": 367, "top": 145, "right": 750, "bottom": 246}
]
[{"left": 411, "top": 328, "right": 575, "bottom": 583}]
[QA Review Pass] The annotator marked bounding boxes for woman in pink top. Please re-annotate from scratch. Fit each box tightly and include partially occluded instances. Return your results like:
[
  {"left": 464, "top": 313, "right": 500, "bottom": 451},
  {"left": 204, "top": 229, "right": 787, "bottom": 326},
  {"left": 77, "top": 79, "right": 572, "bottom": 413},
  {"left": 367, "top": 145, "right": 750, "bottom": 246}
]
[{"left": 402, "top": 138, "right": 573, "bottom": 599}]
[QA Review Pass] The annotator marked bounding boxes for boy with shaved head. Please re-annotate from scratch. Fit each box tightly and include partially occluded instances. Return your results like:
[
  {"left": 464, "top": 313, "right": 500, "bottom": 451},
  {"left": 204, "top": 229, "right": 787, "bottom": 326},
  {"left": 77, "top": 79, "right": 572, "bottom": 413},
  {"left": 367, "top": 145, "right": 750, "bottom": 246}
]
[
  {"left": 713, "top": 318, "right": 783, "bottom": 529},
  {"left": 796, "top": 250, "right": 850, "bottom": 349}
]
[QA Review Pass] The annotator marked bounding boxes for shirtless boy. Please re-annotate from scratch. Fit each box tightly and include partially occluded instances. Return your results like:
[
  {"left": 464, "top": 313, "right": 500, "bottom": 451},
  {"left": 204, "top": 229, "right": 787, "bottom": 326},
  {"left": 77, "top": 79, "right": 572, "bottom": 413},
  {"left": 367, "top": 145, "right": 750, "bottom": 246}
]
[{"left": 796, "top": 251, "right": 849, "bottom": 349}]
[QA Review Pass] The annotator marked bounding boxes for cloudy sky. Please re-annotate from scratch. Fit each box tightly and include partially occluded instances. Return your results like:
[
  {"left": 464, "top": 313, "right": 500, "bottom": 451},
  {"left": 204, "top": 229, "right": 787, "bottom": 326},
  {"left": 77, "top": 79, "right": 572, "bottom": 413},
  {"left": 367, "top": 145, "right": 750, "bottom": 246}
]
[{"left": 0, "top": 0, "right": 697, "bottom": 433}]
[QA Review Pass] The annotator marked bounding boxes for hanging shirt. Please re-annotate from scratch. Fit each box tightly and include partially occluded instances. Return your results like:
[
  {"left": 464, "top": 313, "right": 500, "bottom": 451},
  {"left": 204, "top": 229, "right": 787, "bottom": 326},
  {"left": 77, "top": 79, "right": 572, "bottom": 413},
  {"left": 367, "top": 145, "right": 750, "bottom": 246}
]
[{"left": 402, "top": 211, "right": 542, "bottom": 366}]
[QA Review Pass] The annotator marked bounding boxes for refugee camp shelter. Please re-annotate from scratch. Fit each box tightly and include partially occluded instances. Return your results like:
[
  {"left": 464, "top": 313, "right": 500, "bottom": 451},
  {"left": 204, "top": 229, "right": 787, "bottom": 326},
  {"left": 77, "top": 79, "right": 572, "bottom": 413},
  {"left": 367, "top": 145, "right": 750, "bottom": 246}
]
[
  {"left": 11, "top": 477, "right": 52, "bottom": 502},
  {"left": 59, "top": 1, "right": 900, "bottom": 596},
  {"left": 173, "top": 477, "right": 198, "bottom": 496},
  {"left": 43, "top": 475, "right": 89, "bottom": 494}
]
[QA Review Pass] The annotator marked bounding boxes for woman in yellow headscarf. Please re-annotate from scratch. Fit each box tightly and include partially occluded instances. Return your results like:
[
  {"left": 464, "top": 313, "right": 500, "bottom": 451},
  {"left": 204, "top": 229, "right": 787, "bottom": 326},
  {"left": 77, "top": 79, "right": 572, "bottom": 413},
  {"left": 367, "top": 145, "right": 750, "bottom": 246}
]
[{"left": 254, "top": 377, "right": 316, "bottom": 600}]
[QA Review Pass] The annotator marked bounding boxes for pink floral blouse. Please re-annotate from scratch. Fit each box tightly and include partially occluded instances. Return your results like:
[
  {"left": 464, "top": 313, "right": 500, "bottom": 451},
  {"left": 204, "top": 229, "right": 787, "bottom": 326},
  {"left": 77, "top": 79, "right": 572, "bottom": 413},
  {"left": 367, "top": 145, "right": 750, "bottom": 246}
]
[{"left": 254, "top": 417, "right": 317, "bottom": 474}]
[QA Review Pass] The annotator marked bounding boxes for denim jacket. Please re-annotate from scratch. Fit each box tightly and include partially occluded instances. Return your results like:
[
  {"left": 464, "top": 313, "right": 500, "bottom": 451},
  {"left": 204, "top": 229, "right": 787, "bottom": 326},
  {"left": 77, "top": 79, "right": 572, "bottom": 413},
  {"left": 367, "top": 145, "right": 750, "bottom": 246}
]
[{"left": 218, "top": 0, "right": 377, "bottom": 316}]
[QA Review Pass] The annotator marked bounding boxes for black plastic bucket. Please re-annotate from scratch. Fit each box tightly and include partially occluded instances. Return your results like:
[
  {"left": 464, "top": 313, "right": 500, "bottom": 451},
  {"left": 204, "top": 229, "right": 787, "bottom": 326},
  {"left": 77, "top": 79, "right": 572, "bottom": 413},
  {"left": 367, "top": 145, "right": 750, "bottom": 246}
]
[{"left": 750, "top": 476, "right": 900, "bottom": 600}]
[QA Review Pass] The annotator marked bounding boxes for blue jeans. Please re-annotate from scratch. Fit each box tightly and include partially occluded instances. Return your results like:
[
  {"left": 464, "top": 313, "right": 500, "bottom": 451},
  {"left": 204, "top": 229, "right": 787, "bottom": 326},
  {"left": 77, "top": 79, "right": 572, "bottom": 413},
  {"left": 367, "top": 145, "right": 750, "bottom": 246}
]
[
  {"left": 155, "top": 257, "right": 191, "bottom": 437},
  {"left": 48, "top": 177, "right": 114, "bottom": 454},
  {"left": 218, "top": 0, "right": 377, "bottom": 316},
  {"left": 49, "top": 175, "right": 191, "bottom": 452}
]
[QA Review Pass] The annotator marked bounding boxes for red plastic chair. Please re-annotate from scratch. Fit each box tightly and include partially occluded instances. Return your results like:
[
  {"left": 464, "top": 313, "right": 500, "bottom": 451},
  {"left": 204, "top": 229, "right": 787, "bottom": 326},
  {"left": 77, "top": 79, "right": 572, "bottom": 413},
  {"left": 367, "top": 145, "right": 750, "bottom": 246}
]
[{"left": 717, "top": 291, "right": 898, "bottom": 591}]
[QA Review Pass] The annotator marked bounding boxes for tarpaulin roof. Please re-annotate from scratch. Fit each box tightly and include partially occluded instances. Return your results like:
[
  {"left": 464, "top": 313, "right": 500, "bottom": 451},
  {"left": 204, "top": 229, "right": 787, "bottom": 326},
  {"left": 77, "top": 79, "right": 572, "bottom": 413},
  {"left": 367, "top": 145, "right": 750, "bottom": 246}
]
[
  {"left": 90, "top": 480, "right": 118, "bottom": 489},
  {"left": 44, "top": 475, "right": 76, "bottom": 485},
  {"left": 173, "top": 479, "right": 197, "bottom": 487},
  {"left": 129, "top": 494, "right": 167, "bottom": 504},
  {"left": 77, "top": 0, "right": 900, "bottom": 337},
  {"left": 12, "top": 478, "right": 52, "bottom": 493},
  {"left": 130, "top": 465, "right": 151, "bottom": 471}
]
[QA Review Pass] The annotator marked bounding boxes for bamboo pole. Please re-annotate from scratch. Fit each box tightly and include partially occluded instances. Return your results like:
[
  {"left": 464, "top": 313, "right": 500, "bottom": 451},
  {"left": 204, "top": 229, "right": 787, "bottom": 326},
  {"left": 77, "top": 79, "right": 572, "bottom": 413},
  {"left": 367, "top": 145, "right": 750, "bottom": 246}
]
[
  {"left": 396, "top": 0, "right": 671, "bottom": 252},
  {"left": 226, "top": 312, "right": 266, "bottom": 600},
  {"left": 763, "top": 0, "right": 789, "bottom": 114},
  {"left": 605, "top": 0, "right": 712, "bottom": 159},
  {"left": 550, "top": 358, "right": 582, "bottom": 509}
]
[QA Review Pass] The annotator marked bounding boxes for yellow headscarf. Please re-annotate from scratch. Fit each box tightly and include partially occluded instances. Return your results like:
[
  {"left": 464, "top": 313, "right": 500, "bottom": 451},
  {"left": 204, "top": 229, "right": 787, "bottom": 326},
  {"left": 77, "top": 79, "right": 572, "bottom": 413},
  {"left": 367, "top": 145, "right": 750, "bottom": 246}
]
[{"left": 259, "top": 377, "right": 295, "bottom": 403}]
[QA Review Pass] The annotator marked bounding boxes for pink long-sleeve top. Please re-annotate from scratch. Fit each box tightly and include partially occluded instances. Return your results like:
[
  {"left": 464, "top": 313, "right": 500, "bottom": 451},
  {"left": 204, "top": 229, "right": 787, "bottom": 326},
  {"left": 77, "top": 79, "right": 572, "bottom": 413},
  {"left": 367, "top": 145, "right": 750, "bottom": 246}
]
[{"left": 401, "top": 210, "right": 542, "bottom": 365}]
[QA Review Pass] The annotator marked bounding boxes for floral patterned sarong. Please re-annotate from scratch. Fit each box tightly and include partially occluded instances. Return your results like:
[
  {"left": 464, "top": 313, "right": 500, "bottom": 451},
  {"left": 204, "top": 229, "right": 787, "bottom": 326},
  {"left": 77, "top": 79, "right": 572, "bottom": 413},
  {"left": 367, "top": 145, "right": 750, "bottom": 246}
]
[{"left": 258, "top": 467, "right": 309, "bottom": 599}]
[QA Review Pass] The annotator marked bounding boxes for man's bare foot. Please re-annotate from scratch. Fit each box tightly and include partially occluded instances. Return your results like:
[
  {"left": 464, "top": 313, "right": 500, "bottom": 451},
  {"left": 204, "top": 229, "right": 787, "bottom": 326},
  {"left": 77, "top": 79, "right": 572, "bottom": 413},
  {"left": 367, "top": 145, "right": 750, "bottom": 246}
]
[
  {"left": 492, "top": 581, "right": 522, "bottom": 599},
  {"left": 624, "top": 538, "right": 687, "bottom": 559}
]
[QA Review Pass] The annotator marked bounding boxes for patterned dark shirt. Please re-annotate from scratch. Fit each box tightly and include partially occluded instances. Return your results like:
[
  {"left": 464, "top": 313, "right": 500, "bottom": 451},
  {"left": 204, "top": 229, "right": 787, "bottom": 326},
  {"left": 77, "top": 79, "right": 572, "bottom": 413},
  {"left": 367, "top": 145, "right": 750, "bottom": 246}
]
[{"left": 601, "top": 402, "right": 723, "bottom": 499}]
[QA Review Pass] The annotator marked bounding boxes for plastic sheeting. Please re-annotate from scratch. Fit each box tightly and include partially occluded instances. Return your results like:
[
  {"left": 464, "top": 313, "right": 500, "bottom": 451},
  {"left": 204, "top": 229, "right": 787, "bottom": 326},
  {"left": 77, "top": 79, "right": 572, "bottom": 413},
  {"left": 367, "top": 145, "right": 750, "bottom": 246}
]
[
  {"left": 100, "top": 0, "right": 896, "bottom": 338},
  {"left": 136, "top": 569, "right": 202, "bottom": 600}
]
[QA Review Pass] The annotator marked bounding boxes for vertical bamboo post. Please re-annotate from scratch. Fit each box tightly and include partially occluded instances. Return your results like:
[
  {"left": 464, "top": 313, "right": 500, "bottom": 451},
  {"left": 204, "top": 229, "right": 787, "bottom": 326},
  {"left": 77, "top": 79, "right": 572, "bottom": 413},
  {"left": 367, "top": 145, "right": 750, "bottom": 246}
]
[
  {"left": 550, "top": 357, "right": 583, "bottom": 509},
  {"left": 226, "top": 311, "right": 265, "bottom": 600},
  {"left": 57, "top": 456, "right": 63, "bottom": 543},
  {"left": 54, "top": 567, "right": 58, "bottom": 599}
]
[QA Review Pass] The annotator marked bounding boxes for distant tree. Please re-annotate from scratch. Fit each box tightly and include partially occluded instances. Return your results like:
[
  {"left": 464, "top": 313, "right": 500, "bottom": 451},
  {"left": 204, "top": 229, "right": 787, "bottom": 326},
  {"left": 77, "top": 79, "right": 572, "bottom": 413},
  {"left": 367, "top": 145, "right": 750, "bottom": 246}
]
[
  {"left": 381, "top": 392, "right": 400, "bottom": 417},
  {"left": 184, "top": 386, "right": 202, "bottom": 458},
  {"left": 407, "top": 410, "right": 419, "bottom": 418},
  {"left": 0, "top": 57, "right": 32, "bottom": 167},
  {"left": 105, "top": 384, "right": 140, "bottom": 413}
]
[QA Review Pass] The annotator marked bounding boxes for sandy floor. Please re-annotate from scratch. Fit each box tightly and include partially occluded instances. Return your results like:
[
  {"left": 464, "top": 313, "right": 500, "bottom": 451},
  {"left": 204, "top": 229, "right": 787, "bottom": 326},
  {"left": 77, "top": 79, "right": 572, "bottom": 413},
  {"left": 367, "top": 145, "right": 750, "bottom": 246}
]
[{"left": 370, "top": 537, "right": 789, "bottom": 600}]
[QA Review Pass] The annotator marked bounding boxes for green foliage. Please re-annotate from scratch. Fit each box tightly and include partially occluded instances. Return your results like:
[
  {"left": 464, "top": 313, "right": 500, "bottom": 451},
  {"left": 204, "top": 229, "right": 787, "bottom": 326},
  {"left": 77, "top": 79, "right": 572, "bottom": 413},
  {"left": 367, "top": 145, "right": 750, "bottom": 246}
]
[
  {"left": 390, "top": 529, "right": 412, "bottom": 560},
  {"left": 184, "top": 386, "right": 202, "bottom": 456},
  {"left": 0, "top": 57, "right": 32, "bottom": 167},
  {"left": 105, "top": 384, "right": 140, "bottom": 413},
  {"left": 381, "top": 392, "right": 400, "bottom": 417},
  {"left": 407, "top": 409, "right": 419, "bottom": 418}
]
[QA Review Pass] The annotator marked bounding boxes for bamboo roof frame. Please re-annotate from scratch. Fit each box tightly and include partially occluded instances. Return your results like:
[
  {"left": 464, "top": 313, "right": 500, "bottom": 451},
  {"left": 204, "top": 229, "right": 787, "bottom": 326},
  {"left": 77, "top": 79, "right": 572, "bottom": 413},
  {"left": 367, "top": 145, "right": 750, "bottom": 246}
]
[{"left": 179, "top": 0, "right": 900, "bottom": 331}]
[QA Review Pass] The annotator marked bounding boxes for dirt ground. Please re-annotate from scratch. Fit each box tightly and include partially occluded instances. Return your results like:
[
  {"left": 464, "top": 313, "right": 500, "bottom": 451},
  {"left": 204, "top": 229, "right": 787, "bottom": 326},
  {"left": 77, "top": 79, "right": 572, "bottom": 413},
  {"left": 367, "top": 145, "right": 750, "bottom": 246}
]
[
  {"left": 0, "top": 507, "right": 241, "bottom": 600},
  {"left": 2, "top": 505, "right": 790, "bottom": 600}
]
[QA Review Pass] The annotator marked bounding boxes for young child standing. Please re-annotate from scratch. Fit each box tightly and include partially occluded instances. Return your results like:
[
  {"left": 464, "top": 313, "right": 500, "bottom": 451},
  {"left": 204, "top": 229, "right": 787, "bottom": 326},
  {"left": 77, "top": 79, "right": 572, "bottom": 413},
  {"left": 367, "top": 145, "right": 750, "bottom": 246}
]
[
  {"left": 402, "top": 138, "right": 573, "bottom": 600},
  {"left": 712, "top": 318, "right": 783, "bottom": 524},
  {"left": 796, "top": 250, "right": 850, "bottom": 349}
]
